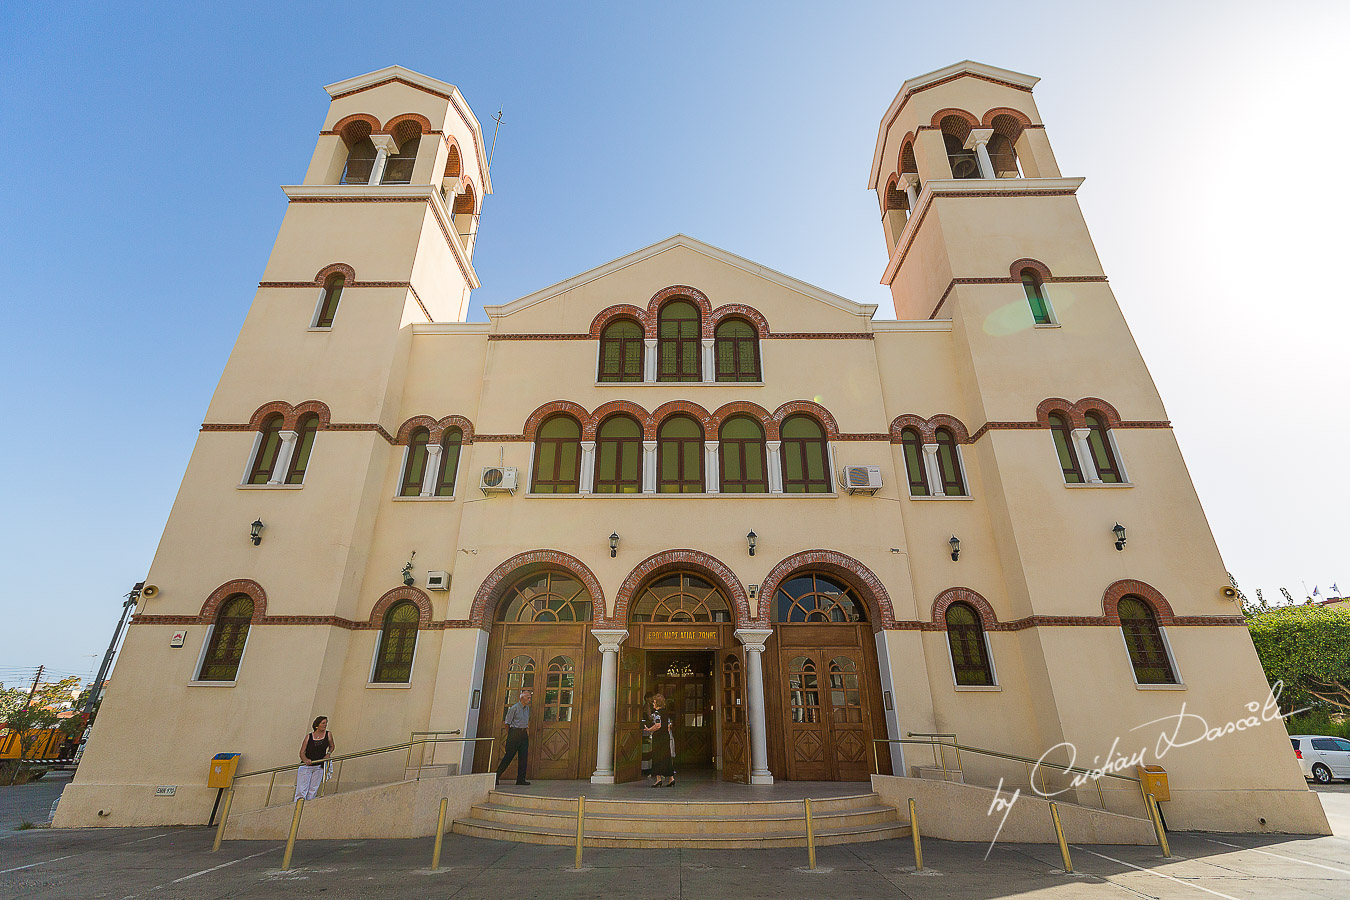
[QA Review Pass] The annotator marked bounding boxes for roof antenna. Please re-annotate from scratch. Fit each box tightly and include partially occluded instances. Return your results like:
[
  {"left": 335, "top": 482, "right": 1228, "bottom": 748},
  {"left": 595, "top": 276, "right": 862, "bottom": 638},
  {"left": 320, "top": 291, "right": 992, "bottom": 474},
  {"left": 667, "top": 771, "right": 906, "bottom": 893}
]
[{"left": 487, "top": 108, "right": 504, "bottom": 173}]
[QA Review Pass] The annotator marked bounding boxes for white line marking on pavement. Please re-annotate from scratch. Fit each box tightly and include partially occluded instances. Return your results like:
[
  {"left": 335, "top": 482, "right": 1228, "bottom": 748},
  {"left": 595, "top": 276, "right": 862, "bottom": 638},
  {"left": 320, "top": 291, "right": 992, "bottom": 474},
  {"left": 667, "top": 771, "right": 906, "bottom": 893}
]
[
  {"left": 172, "top": 847, "right": 279, "bottom": 883},
  {"left": 0, "top": 854, "right": 74, "bottom": 875},
  {"left": 1201, "top": 837, "right": 1350, "bottom": 876},
  {"left": 124, "top": 833, "right": 170, "bottom": 844},
  {"left": 1075, "top": 847, "right": 1244, "bottom": 900}
]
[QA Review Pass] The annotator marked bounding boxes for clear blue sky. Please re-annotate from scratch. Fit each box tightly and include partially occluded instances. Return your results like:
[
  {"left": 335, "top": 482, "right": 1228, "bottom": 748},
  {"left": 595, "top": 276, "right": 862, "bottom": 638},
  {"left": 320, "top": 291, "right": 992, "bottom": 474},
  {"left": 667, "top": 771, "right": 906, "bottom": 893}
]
[{"left": 2, "top": 1, "right": 1346, "bottom": 680}]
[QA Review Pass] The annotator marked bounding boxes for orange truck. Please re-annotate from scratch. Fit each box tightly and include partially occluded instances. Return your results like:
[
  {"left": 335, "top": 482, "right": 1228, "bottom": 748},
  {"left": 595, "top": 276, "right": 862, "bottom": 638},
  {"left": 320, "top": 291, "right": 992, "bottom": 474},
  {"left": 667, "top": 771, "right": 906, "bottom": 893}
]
[{"left": 0, "top": 726, "right": 68, "bottom": 760}]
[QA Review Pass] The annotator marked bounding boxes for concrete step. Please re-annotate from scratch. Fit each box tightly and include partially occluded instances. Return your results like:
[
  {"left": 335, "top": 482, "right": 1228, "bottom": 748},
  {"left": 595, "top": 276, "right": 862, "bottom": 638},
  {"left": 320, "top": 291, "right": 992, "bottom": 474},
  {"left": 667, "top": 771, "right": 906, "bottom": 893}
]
[
  {"left": 469, "top": 801, "right": 901, "bottom": 834},
  {"left": 484, "top": 789, "right": 880, "bottom": 816},
  {"left": 451, "top": 816, "right": 911, "bottom": 849}
]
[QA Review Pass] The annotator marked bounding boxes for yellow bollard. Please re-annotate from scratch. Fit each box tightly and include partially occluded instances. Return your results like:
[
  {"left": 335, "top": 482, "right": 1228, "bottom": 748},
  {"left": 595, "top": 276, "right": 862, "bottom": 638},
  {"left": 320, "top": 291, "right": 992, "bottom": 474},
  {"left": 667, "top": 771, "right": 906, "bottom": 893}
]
[
  {"left": 431, "top": 797, "right": 449, "bottom": 870},
  {"left": 804, "top": 797, "right": 817, "bottom": 870},
  {"left": 908, "top": 798, "right": 922, "bottom": 871},
  {"left": 1049, "top": 801, "right": 1072, "bottom": 873},
  {"left": 574, "top": 795, "right": 586, "bottom": 869},
  {"left": 211, "top": 788, "right": 235, "bottom": 852},
  {"left": 281, "top": 797, "right": 304, "bottom": 871},
  {"left": 1147, "top": 795, "right": 1171, "bottom": 858}
]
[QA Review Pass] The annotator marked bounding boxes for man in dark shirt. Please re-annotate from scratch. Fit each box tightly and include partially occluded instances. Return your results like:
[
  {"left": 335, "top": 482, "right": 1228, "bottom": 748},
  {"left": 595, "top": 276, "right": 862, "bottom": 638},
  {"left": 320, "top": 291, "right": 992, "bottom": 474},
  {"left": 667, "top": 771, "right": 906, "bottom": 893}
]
[{"left": 495, "top": 689, "right": 533, "bottom": 785}]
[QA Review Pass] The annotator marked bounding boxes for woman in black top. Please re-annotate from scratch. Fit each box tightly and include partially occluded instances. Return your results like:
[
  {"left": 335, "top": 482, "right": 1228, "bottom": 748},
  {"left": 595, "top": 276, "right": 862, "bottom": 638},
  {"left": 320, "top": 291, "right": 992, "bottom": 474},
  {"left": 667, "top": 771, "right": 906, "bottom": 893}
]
[
  {"left": 294, "top": 716, "right": 335, "bottom": 801},
  {"left": 644, "top": 694, "right": 675, "bottom": 787}
]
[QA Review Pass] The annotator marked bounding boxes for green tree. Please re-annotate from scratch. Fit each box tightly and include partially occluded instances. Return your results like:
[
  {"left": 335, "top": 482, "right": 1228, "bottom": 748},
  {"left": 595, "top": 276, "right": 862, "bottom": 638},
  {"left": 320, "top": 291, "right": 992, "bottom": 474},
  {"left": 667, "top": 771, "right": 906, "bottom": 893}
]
[
  {"left": 1, "top": 676, "right": 83, "bottom": 781},
  {"left": 1248, "top": 604, "right": 1350, "bottom": 713}
]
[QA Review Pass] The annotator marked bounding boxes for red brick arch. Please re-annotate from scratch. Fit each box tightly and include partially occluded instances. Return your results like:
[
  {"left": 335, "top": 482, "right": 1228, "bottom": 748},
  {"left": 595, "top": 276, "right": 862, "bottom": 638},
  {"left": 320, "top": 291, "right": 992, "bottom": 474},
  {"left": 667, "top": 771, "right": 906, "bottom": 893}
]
[
  {"left": 381, "top": 113, "right": 432, "bottom": 136},
  {"left": 589, "top": 305, "right": 650, "bottom": 339},
  {"left": 522, "top": 401, "right": 590, "bottom": 441},
  {"left": 314, "top": 262, "right": 356, "bottom": 284},
  {"left": 444, "top": 140, "right": 462, "bottom": 178},
  {"left": 772, "top": 401, "right": 839, "bottom": 439},
  {"left": 651, "top": 401, "right": 715, "bottom": 436},
  {"left": 647, "top": 285, "right": 714, "bottom": 339},
  {"left": 711, "top": 401, "right": 776, "bottom": 439},
  {"left": 1009, "top": 258, "right": 1052, "bottom": 280},
  {"left": 247, "top": 400, "right": 333, "bottom": 431},
  {"left": 928, "top": 414, "right": 971, "bottom": 444},
  {"left": 395, "top": 415, "right": 474, "bottom": 444},
  {"left": 1035, "top": 397, "right": 1122, "bottom": 429},
  {"left": 756, "top": 550, "right": 894, "bottom": 631},
  {"left": 709, "top": 304, "right": 771, "bottom": 338},
  {"left": 333, "top": 114, "right": 379, "bottom": 144},
  {"left": 899, "top": 135, "right": 918, "bottom": 174},
  {"left": 982, "top": 107, "right": 1034, "bottom": 132},
  {"left": 586, "top": 401, "right": 650, "bottom": 440},
  {"left": 612, "top": 550, "right": 752, "bottom": 629},
  {"left": 453, "top": 177, "right": 477, "bottom": 215},
  {"left": 199, "top": 579, "right": 267, "bottom": 624},
  {"left": 470, "top": 550, "right": 605, "bottom": 628},
  {"left": 368, "top": 586, "right": 433, "bottom": 628},
  {"left": 932, "top": 108, "right": 979, "bottom": 134},
  {"left": 931, "top": 587, "right": 998, "bottom": 628},
  {"left": 1102, "top": 579, "right": 1174, "bottom": 625}
]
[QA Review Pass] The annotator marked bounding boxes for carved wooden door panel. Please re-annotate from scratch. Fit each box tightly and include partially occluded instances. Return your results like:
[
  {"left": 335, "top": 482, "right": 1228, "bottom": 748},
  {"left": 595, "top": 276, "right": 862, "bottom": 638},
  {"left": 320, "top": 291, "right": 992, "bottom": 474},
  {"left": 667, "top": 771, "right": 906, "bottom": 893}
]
[
  {"left": 534, "top": 650, "right": 584, "bottom": 779},
  {"left": 824, "top": 652, "right": 870, "bottom": 781},
  {"left": 719, "top": 649, "right": 750, "bottom": 782},
  {"left": 783, "top": 651, "right": 830, "bottom": 780},
  {"left": 613, "top": 647, "right": 645, "bottom": 783}
]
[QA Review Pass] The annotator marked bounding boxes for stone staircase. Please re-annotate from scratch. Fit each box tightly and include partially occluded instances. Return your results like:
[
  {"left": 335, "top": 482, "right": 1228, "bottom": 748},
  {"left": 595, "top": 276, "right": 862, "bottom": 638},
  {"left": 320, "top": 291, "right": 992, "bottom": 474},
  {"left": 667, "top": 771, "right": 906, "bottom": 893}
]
[{"left": 452, "top": 790, "right": 910, "bottom": 848}]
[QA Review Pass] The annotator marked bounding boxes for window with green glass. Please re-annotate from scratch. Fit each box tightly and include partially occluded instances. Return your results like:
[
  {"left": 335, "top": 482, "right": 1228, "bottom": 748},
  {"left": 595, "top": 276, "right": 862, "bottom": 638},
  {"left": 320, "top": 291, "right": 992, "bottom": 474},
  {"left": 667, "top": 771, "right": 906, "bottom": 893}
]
[
  {"left": 314, "top": 273, "right": 344, "bottom": 327},
  {"left": 900, "top": 428, "right": 929, "bottom": 496},
  {"left": 1085, "top": 413, "right": 1123, "bottom": 483},
  {"left": 1048, "top": 414, "right": 1083, "bottom": 483},
  {"left": 198, "top": 595, "right": 253, "bottom": 682},
  {"left": 598, "top": 319, "right": 644, "bottom": 382},
  {"left": 945, "top": 602, "right": 994, "bottom": 685},
  {"left": 658, "top": 415, "right": 703, "bottom": 492},
  {"left": 399, "top": 428, "right": 430, "bottom": 496},
  {"left": 372, "top": 601, "right": 420, "bottom": 683},
  {"left": 1021, "top": 269, "right": 1052, "bottom": 325},
  {"left": 719, "top": 416, "right": 768, "bottom": 493},
  {"left": 657, "top": 300, "right": 701, "bottom": 382},
  {"left": 714, "top": 319, "right": 760, "bottom": 382},
  {"left": 781, "top": 415, "right": 830, "bottom": 493},
  {"left": 1118, "top": 596, "right": 1176, "bottom": 684},
  {"left": 435, "top": 428, "right": 462, "bottom": 496},
  {"left": 284, "top": 414, "right": 320, "bottom": 484},
  {"left": 595, "top": 415, "right": 642, "bottom": 493},
  {"left": 532, "top": 416, "right": 582, "bottom": 493},
  {"left": 934, "top": 428, "right": 966, "bottom": 496},
  {"left": 247, "top": 414, "right": 285, "bottom": 484}
]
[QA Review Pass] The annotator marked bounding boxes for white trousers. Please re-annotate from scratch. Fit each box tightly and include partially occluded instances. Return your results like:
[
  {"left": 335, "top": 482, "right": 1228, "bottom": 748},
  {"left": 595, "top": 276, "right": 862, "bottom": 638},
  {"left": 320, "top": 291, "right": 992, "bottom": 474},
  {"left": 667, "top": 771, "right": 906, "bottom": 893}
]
[{"left": 294, "top": 764, "right": 324, "bottom": 801}]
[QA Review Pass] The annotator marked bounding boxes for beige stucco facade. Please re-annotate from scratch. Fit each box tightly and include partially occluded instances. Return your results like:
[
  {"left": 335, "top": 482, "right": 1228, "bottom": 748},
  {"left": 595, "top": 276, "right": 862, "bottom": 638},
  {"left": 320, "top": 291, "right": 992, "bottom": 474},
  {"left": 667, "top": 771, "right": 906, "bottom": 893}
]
[{"left": 54, "top": 62, "right": 1327, "bottom": 835}]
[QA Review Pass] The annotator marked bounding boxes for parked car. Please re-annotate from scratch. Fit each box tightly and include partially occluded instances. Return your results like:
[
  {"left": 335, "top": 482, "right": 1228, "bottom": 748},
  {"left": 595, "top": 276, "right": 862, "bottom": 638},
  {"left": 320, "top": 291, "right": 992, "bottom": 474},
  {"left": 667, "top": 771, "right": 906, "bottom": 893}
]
[{"left": 1290, "top": 735, "right": 1350, "bottom": 783}]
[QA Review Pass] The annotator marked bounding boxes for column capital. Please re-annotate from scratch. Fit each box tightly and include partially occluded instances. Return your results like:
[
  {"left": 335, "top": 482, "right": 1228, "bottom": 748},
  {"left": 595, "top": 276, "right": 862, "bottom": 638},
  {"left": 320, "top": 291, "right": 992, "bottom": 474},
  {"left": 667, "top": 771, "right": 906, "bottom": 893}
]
[
  {"left": 963, "top": 128, "right": 994, "bottom": 150},
  {"left": 369, "top": 134, "right": 399, "bottom": 154},
  {"left": 704, "top": 440, "right": 719, "bottom": 452},
  {"left": 590, "top": 629, "right": 629, "bottom": 653},
  {"left": 643, "top": 440, "right": 657, "bottom": 451},
  {"left": 278, "top": 430, "right": 299, "bottom": 443},
  {"left": 734, "top": 628, "right": 773, "bottom": 652},
  {"left": 765, "top": 440, "right": 781, "bottom": 451},
  {"left": 896, "top": 172, "right": 920, "bottom": 190},
  {"left": 580, "top": 440, "right": 596, "bottom": 451}
]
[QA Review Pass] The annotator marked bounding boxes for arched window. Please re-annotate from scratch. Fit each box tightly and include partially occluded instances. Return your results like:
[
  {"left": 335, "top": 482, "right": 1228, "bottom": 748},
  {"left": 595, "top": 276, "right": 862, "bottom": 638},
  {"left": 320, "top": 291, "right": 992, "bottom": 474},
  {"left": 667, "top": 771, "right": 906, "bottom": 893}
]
[
  {"left": 714, "top": 319, "right": 760, "bottom": 382},
  {"left": 943, "top": 133, "right": 980, "bottom": 179},
  {"left": 945, "top": 602, "right": 994, "bottom": 686},
  {"left": 987, "top": 133, "right": 1019, "bottom": 177},
  {"left": 285, "top": 413, "right": 320, "bottom": 484},
  {"left": 313, "top": 272, "right": 345, "bottom": 328},
  {"left": 595, "top": 415, "right": 642, "bottom": 493},
  {"left": 774, "top": 572, "right": 867, "bottom": 623},
  {"left": 657, "top": 300, "right": 701, "bottom": 382},
  {"left": 632, "top": 572, "right": 733, "bottom": 623},
  {"left": 532, "top": 415, "right": 582, "bottom": 493},
  {"left": 434, "top": 428, "right": 461, "bottom": 497},
  {"left": 381, "top": 127, "right": 420, "bottom": 185},
  {"left": 900, "top": 427, "right": 929, "bottom": 496},
  {"left": 400, "top": 427, "right": 431, "bottom": 497},
  {"left": 1021, "top": 268, "right": 1053, "bottom": 325},
  {"left": 342, "top": 137, "right": 377, "bottom": 184},
  {"left": 781, "top": 415, "right": 831, "bottom": 494},
  {"left": 598, "top": 319, "right": 644, "bottom": 382},
  {"left": 371, "top": 600, "right": 419, "bottom": 683},
  {"left": 657, "top": 415, "right": 703, "bottom": 493},
  {"left": 1085, "top": 412, "right": 1123, "bottom": 483},
  {"left": 198, "top": 595, "right": 253, "bottom": 682},
  {"left": 543, "top": 655, "right": 577, "bottom": 722},
  {"left": 246, "top": 414, "right": 285, "bottom": 484},
  {"left": 1048, "top": 413, "right": 1083, "bottom": 484},
  {"left": 1118, "top": 596, "right": 1176, "bottom": 684},
  {"left": 497, "top": 571, "right": 593, "bottom": 623},
  {"left": 934, "top": 427, "right": 966, "bottom": 496},
  {"left": 719, "top": 416, "right": 767, "bottom": 493}
]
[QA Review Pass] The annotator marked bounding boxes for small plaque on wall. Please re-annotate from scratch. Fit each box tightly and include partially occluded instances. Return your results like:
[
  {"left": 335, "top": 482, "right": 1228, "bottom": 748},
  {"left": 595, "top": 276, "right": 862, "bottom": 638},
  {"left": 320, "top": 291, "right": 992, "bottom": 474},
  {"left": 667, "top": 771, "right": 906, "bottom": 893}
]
[
  {"left": 641, "top": 625, "right": 721, "bottom": 648},
  {"left": 170, "top": 631, "right": 186, "bottom": 648}
]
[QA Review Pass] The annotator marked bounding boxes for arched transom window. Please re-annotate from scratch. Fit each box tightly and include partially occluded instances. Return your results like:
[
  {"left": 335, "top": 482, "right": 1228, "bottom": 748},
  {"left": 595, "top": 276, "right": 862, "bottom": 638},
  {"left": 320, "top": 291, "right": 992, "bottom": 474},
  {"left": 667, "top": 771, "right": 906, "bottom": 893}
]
[
  {"left": 198, "top": 595, "right": 253, "bottom": 682},
  {"left": 1118, "top": 596, "right": 1176, "bottom": 684},
  {"left": 632, "top": 571, "right": 733, "bottom": 623},
  {"left": 774, "top": 572, "right": 867, "bottom": 623},
  {"left": 497, "top": 571, "right": 594, "bottom": 623},
  {"left": 372, "top": 600, "right": 419, "bottom": 683}
]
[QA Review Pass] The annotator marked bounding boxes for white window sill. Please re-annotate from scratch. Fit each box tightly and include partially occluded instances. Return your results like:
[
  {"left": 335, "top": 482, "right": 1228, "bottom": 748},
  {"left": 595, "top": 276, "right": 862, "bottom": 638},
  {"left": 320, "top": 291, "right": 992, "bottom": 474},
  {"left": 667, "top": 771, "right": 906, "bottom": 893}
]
[
  {"left": 954, "top": 684, "right": 1001, "bottom": 692},
  {"left": 188, "top": 680, "right": 237, "bottom": 688},
  {"left": 908, "top": 494, "right": 972, "bottom": 500},
  {"left": 391, "top": 495, "right": 457, "bottom": 502},
  {"left": 238, "top": 483, "right": 304, "bottom": 490},
  {"left": 366, "top": 682, "right": 413, "bottom": 689},
  {"left": 1064, "top": 482, "right": 1133, "bottom": 489},
  {"left": 526, "top": 492, "right": 838, "bottom": 499},
  {"left": 1135, "top": 683, "right": 1186, "bottom": 691},
  {"left": 594, "top": 381, "right": 765, "bottom": 387},
  {"left": 1033, "top": 323, "right": 1061, "bottom": 329},
  {"left": 307, "top": 327, "right": 333, "bottom": 332}
]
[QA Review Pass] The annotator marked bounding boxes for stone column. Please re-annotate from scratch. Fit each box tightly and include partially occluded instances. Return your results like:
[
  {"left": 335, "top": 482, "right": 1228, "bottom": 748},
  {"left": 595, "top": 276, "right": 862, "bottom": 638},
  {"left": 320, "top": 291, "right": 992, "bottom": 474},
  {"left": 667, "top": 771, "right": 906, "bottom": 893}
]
[
  {"left": 765, "top": 441, "right": 783, "bottom": 493},
  {"left": 735, "top": 628, "right": 775, "bottom": 784},
  {"left": 643, "top": 339, "right": 658, "bottom": 382},
  {"left": 897, "top": 172, "right": 920, "bottom": 212},
  {"left": 964, "top": 128, "right": 996, "bottom": 179},
  {"left": 704, "top": 440, "right": 720, "bottom": 494},
  {"left": 590, "top": 629, "right": 629, "bottom": 784},
  {"left": 642, "top": 440, "right": 658, "bottom": 493},
  {"left": 268, "top": 431, "right": 299, "bottom": 485},
  {"left": 419, "top": 443, "right": 443, "bottom": 497},
  {"left": 579, "top": 441, "right": 596, "bottom": 494},
  {"left": 368, "top": 134, "right": 399, "bottom": 186},
  {"left": 921, "top": 443, "right": 945, "bottom": 496},
  {"left": 701, "top": 338, "right": 716, "bottom": 383},
  {"left": 1071, "top": 428, "right": 1101, "bottom": 483}
]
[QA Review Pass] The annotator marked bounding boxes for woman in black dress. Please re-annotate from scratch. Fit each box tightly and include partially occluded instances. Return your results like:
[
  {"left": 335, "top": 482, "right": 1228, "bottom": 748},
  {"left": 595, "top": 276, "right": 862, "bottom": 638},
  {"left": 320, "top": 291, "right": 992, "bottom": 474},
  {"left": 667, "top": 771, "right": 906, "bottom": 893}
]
[{"left": 644, "top": 693, "right": 675, "bottom": 787}]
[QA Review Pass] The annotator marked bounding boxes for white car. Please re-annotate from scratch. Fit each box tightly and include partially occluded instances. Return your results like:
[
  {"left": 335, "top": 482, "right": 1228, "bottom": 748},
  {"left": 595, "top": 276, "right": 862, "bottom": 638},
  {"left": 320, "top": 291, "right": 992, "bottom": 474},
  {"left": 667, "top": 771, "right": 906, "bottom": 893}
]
[{"left": 1291, "top": 734, "right": 1350, "bottom": 784}]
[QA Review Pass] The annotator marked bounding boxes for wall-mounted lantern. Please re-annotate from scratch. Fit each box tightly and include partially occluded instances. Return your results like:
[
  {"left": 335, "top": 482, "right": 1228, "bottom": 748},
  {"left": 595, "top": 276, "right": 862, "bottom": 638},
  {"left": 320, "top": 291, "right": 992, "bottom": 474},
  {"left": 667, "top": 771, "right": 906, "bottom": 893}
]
[
  {"left": 949, "top": 535, "right": 961, "bottom": 561},
  {"left": 747, "top": 531, "right": 757, "bottom": 557},
  {"left": 610, "top": 533, "right": 620, "bottom": 558},
  {"left": 249, "top": 518, "right": 265, "bottom": 546},
  {"left": 1113, "top": 522, "right": 1127, "bottom": 551}
]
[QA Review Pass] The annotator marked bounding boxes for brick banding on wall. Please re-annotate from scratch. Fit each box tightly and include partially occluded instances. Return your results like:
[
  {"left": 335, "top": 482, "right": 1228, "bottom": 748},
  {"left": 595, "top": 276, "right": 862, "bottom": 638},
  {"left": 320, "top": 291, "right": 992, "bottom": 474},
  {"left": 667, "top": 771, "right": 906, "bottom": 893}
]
[
  {"left": 611, "top": 550, "right": 752, "bottom": 629},
  {"left": 470, "top": 550, "right": 606, "bottom": 628},
  {"left": 755, "top": 550, "right": 896, "bottom": 630}
]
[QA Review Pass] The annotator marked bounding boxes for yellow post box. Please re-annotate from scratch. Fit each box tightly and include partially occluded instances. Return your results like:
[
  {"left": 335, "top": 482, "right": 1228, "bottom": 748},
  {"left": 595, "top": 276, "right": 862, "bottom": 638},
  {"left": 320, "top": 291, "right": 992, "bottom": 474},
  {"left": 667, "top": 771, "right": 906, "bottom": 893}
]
[
  {"left": 1137, "top": 765, "right": 1169, "bottom": 801},
  {"left": 209, "top": 753, "right": 241, "bottom": 788}
]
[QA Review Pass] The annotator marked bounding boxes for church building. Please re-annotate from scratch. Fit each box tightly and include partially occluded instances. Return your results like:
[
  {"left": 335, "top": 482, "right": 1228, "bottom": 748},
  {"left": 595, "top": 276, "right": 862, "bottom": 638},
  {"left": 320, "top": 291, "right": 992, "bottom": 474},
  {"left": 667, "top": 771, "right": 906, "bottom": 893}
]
[{"left": 56, "top": 61, "right": 1325, "bottom": 834}]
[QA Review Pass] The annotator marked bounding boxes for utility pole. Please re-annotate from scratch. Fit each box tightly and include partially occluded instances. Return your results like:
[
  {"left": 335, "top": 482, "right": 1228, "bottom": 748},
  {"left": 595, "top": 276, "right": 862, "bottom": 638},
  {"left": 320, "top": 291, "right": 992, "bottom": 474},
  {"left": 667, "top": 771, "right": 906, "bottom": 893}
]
[{"left": 22, "top": 665, "right": 43, "bottom": 710}]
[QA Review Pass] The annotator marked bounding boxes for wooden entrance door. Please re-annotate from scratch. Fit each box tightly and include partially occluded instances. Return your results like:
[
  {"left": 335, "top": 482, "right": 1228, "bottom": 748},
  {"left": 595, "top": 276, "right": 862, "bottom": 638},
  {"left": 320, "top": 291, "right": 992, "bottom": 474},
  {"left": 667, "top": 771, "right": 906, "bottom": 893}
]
[
  {"left": 477, "top": 640, "right": 587, "bottom": 781},
  {"left": 648, "top": 652, "right": 714, "bottom": 769},
  {"left": 614, "top": 646, "right": 645, "bottom": 783},
  {"left": 718, "top": 648, "right": 750, "bottom": 782}
]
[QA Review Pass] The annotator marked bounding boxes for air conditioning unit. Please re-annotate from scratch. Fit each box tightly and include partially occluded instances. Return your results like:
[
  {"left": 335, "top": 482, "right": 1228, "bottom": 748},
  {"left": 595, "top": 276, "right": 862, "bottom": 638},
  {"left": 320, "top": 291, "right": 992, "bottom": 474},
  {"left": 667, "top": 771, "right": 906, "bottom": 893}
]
[
  {"left": 479, "top": 466, "right": 518, "bottom": 494},
  {"left": 426, "top": 571, "right": 450, "bottom": 591},
  {"left": 839, "top": 465, "right": 882, "bottom": 495}
]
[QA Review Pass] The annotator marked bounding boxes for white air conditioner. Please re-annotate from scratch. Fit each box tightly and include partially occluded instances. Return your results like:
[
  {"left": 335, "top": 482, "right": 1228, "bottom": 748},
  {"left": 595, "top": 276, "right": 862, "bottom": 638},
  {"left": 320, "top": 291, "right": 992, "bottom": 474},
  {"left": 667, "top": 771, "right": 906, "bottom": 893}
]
[
  {"left": 479, "top": 466, "right": 518, "bottom": 494},
  {"left": 426, "top": 571, "right": 450, "bottom": 591},
  {"left": 839, "top": 465, "right": 882, "bottom": 495}
]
